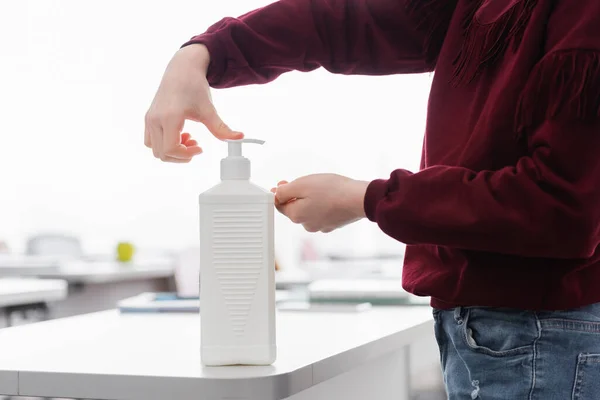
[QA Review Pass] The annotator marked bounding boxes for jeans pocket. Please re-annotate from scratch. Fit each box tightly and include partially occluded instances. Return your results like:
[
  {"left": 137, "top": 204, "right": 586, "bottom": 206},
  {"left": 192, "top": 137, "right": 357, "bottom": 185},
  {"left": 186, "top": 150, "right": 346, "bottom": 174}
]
[
  {"left": 572, "top": 354, "right": 600, "bottom": 400},
  {"left": 461, "top": 308, "right": 534, "bottom": 357}
]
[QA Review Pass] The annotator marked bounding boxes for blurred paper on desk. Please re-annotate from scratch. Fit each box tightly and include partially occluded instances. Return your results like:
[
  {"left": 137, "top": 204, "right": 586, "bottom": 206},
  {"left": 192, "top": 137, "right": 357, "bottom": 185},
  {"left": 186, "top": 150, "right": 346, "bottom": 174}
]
[
  {"left": 308, "top": 278, "right": 410, "bottom": 305},
  {"left": 118, "top": 291, "right": 293, "bottom": 313},
  {"left": 118, "top": 292, "right": 199, "bottom": 313},
  {"left": 174, "top": 247, "right": 200, "bottom": 298}
]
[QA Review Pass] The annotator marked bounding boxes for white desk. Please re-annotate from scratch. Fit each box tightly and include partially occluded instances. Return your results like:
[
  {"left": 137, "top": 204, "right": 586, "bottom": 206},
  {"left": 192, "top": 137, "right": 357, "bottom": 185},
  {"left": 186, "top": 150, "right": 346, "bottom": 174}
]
[
  {"left": 0, "top": 278, "right": 68, "bottom": 328},
  {"left": 0, "top": 278, "right": 67, "bottom": 308},
  {"left": 0, "top": 307, "right": 436, "bottom": 400},
  {"left": 0, "top": 257, "right": 176, "bottom": 319},
  {"left": 0, "top": 256, "right": 174, "bottom": 284},
  {"left": 0, "top": 254, "right": 64, "bottom": 273}
]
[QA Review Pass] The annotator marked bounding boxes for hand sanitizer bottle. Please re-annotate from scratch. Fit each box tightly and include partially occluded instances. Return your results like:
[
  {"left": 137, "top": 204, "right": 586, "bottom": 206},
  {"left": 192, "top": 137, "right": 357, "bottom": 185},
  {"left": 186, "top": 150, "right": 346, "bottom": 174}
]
[{"left": 199, "top": 139, "right": 276, "bottom": 366}]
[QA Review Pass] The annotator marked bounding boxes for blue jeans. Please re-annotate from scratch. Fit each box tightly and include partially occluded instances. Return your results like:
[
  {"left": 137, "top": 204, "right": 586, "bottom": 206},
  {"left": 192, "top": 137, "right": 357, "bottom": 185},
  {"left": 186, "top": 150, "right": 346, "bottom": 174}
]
[{"left": 433, "top": 303, "right": 600, "bottom": 399}]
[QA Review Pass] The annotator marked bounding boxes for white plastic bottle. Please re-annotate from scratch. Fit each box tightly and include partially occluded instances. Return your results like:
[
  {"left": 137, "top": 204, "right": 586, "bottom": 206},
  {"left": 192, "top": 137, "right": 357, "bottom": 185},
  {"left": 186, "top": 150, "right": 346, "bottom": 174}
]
[{"left": 199, "top": 138, "right": 276, "bottom": 366}]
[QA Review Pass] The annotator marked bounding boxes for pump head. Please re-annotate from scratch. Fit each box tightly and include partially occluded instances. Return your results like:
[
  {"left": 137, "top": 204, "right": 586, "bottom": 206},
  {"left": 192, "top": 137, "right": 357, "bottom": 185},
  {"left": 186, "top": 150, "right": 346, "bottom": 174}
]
[{"left": 221, "top": 139, "right": 265, "bottom": 180}]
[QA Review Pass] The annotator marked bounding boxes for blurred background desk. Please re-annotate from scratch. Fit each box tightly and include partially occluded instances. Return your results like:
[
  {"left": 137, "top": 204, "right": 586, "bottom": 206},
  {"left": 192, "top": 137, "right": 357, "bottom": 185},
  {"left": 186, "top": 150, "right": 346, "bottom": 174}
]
[
  {"left": 0, "top": 278, "right": 67, "bottom": 327},
  {"left": 0, "top": 255, "right": 175, "bottom": 319}
]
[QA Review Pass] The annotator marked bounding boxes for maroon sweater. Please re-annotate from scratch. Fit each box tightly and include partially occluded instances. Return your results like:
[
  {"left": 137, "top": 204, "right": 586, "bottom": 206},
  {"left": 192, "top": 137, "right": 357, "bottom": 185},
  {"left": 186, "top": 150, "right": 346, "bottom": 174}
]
[{"left": 184, "top": 0, "right": 600, "bottom": 310}]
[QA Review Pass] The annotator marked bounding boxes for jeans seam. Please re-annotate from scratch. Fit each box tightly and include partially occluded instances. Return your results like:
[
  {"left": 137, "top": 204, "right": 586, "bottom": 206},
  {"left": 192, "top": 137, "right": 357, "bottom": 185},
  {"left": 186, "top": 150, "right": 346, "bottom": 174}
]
[
  {"left": 540, "top": 318, "right": 600, "bottom": 333},
  {"left": 573, "top": 353, "right": 586, "bottom": 400},
  {"left": 448, "top": 319, "right": 477, "bottom": 396},
  {"left": 528, "top": 313, "right": 542, "bottom": 400}
]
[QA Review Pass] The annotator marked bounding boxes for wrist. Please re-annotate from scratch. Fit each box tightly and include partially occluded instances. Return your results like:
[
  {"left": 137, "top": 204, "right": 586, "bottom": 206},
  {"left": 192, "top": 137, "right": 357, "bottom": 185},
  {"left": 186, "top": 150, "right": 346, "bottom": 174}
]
[
  {"left": 177, "top": 43, "right": 211, "bottom": 73},
  {"left": 346, "top": 179, "right": 369, "bottom": 219}
]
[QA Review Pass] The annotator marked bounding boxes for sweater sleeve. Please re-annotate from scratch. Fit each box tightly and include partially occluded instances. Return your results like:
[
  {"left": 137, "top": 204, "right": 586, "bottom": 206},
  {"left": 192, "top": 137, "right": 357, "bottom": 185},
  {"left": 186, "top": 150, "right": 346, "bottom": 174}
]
[
  {"left": 364, "top": 1, "right": 600, "bottom": 260},
  {"left": 182, "top": 0, "right": 457, "bottom": 88},
  {"left": 365, "top": 118, "right": 600, "bottom": 259},
  {"left": 365, "top": 52, "right": 600, "bottom": 259}
]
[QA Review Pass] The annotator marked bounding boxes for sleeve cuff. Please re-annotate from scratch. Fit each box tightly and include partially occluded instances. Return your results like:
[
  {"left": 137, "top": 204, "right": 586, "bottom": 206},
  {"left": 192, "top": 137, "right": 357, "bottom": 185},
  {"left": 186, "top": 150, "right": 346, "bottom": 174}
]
[{"left": 364, "top": 179, "right": 388, "bottom": 222}]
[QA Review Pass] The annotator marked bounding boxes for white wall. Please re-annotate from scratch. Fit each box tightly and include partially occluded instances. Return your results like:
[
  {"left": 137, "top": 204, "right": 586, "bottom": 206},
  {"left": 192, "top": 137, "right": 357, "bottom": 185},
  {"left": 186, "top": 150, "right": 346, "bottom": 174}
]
[{"left": 0, "top": 0, "right": 432, "bottom": 268}]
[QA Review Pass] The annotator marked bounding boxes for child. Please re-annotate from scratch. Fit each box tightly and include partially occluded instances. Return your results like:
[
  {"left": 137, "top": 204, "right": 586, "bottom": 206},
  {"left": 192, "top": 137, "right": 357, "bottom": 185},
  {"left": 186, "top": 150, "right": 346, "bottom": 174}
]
[{"left": 145, "top": 1, "right": 600, "bottom": 398}]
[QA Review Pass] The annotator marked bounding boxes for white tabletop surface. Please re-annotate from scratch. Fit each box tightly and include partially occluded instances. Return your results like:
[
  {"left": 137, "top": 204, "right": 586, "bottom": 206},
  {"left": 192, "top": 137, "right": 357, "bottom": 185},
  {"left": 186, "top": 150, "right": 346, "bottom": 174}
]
[
  {"left": 0, "top": 306, "right": 434, "bottom": 400},
  {"left": 0, "top": 278, "right": 68, "bottom": 308},
  {"left": 0, "top": 255, "right": 174, "bottom": 284},
  {"left": 0, "top": 254, "right": 64, "bottom": 269}
]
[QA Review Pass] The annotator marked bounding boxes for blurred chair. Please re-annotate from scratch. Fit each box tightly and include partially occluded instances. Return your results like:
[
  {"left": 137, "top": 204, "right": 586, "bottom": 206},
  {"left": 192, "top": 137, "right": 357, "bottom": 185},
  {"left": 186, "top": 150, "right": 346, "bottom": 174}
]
[
  {"left": 3, "top": 235, "right": 82, "bottom": 330},
  {"left": 25, "top": 234, "right": 83, "bottom": 258}
]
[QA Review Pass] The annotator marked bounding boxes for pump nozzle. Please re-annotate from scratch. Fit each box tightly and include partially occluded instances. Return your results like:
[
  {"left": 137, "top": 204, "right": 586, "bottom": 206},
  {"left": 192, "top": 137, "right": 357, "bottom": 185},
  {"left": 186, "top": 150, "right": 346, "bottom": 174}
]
[
  {"left": 226, "top": 139, "right": 265, "bottom": 157},
  {"left": 221, "top": 139, "right": 265, "bottom": 180}
]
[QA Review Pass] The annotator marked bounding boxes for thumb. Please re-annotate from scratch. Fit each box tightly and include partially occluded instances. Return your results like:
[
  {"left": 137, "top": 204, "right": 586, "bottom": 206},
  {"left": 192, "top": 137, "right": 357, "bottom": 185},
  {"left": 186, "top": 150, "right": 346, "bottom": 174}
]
[
  {"left": 201, "top": 105, "right": 244, "bottom": 141},
  {"left": 276, "top": 181, "right": 302, "bottom": 204}
]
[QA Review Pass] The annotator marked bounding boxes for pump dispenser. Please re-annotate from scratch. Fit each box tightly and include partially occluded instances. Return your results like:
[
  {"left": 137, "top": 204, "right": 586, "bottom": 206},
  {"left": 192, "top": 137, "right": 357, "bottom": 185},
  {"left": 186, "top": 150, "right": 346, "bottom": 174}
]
[
  {"left": 220, "top": 139, "right": 263, "bottom": 180},
  {"left": 199, "top": 139, "right": 276, "bottom": 366}
]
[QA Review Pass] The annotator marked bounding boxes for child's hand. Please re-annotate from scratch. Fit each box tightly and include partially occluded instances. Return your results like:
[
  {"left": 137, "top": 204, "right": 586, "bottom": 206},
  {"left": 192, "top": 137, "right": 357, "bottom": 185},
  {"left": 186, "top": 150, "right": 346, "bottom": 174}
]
[
  {"left": 271, "top": 174, "right": 369, "bottom": 233},
  {"left": 144, "top": 44, "right": 243, "bottom": 163},
  {"left": 271, "top": 180, "right": 293, "bottom": 206}
]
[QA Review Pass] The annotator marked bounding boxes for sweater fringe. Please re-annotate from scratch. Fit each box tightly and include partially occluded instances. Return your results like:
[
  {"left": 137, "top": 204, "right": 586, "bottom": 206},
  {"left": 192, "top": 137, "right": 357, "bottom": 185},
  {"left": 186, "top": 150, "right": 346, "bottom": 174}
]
[
  {"left": 515, "top": 50, "right": 600, "bottom": 137},
  {"left": 451, "top": 0, "right": 537, "bottom": 86},
  {"left": 406, "top": 0, "right": 459, "bottom": 67}
]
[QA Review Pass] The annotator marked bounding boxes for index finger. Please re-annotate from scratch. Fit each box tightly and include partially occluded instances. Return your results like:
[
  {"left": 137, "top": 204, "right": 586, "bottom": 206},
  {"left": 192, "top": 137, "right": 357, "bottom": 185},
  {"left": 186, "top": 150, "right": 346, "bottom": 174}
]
[{"left": 202, "top": 106, "right": 244, "bottom": 141}]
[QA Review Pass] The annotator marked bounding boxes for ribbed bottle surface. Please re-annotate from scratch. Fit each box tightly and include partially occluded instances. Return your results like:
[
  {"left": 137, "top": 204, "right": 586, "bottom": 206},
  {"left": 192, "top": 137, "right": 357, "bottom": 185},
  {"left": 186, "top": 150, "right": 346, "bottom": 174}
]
[{"left": 211, "top": 208, "right": 264, "bottom": 337}]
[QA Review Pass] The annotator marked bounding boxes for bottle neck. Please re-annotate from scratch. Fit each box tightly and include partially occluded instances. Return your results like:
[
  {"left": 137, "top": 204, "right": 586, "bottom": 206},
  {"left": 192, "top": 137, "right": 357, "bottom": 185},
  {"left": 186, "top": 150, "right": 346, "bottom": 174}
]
[{"left": 220, "top": 157, "right": 251, "bottom": 180}]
